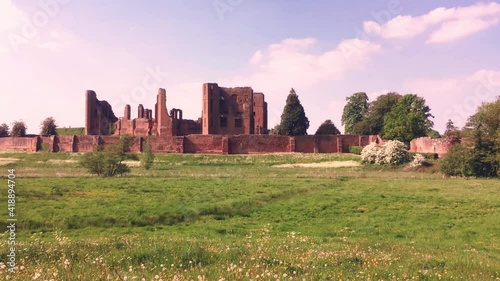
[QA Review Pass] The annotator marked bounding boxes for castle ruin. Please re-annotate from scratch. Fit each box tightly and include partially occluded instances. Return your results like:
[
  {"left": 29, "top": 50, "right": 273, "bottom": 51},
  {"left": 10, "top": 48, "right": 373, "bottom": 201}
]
[{"left": 85, "top": 83, "right": 268, "bottom": 137}]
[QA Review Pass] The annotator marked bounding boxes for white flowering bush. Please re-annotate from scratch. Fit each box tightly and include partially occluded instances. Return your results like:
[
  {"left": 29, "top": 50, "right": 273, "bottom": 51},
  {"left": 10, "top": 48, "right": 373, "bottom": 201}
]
[
  {"left": 383, "top": 140, "right": 409, "bottom": 165},
  {"left": 361, "top": 140, "right": 409, "bottom": 165},
  {"left": 409, "top": 153, "right": 426, "bottom": 168},
  {"left": 360, "top": 142, "right": 381, "bottom": 164}
]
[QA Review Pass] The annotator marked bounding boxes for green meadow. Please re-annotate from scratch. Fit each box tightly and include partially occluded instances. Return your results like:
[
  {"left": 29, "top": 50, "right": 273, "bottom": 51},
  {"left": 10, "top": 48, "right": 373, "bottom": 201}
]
[{"left": 0, "top": 152, "right": 498, "bottom": 280}]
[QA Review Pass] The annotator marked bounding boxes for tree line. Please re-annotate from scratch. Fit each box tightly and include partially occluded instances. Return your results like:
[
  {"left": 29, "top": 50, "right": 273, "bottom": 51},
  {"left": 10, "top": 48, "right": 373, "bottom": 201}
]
[
  {"left": 272, "top": 88, "right": 498, "bottom": 176},
  {"left": 272, "top": 89, "right": 435, "bottom": 144},
  {"left": 0, "top": 117, "right": 58, "bottom": 137}
]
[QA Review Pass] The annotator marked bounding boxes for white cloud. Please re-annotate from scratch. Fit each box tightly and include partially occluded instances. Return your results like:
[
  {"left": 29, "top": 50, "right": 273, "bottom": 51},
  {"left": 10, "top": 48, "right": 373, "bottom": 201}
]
[
  {"left": 0, "top": 0, "right": 26, "bottom": 52},
  {"left": 235, "top": 37, "right": 380, "bottom": 89},
  {"left": 426, "top": 18, "right": 499, "bottom": 44},
  {"left": 364, "top": 2, "right": 500, "bottom": 43},
  {"left": 364, "top": 15, "right": 427, "bottom": 39},
  {"left": 249, "top": 50, "right": 263, "bottom": 64},
  {"left": 0, "top": 1, "right": 74, "bottom": 54},
  {"left": 0, "top": 0, "right": 25, "bottom": 33},
  {"left": 217, "top": 37, "right": 381, "bottom": 131}
]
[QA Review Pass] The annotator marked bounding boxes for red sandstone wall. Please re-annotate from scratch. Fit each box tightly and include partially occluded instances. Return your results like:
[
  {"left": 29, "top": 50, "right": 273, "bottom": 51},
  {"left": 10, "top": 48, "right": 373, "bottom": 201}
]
[
  {"left": 74, "top": 136, "right": 99, "bottom": 152},
  {"left": 410, "top": 137, "right": 457, "bottom": 157},
  {"left": 38, "top": 136, "right": 53, "bottom": 151},
  {"left": 184, "top": 135, "right": 223, "bottom": 154},
  {"left": 339, "top": 135, "right": 359, "bottom": 152},
  {"left": 228, "top": 135, "right": 289, "bottom": 154},
  {"left": 294, "top": 136, "right": 315, "bottom": 153},
  {"left": 146, "top": 137, "right": 179, "bottom": 153},
  {"left": 320, "top": 136, "right": 340, "bottom": 153},
  {"left": 0, "top": 137, "right": 37, "bottom": 152},
  {"left": 0, "top": 134, "right": 388, "bottom": 155},
  {"left": 53, "top": 136, "right": 75, "bottom": 152},
  {"left": 100, "top": 136, "right": 143, "bottom": 152}
]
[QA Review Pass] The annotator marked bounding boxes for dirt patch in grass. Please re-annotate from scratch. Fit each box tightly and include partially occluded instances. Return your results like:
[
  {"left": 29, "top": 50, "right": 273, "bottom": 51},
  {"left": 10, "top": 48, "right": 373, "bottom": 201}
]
[
  {"left": 0, "top": 158, "right": 20, "bottom": 166},
  {"left": 122, "top": 160, "right": 141, "bottom": 167},
  {"left": 272, "top": 160, "right": 361, "bottom": 168},
  {"left": 39, "top": 159, "right": 79, "bottom": 164}
]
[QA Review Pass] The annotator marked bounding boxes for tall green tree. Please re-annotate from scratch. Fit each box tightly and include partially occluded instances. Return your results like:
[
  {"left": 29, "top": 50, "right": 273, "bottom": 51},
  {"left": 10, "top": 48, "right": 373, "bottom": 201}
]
[
  {"left": 268, "top": 124, "right": 280, "bottom": 135},
  {"left": 315, "top": 120, "right": 340, "bottom": 135},
  {"left": 40, "top": 117, "right": 58, "bottom": 136},
  {"left": 341, "top": 92, "right": 368, "bottom": 134},
  {"left": 463, "top": 97, "right": 500, "bottom": 176},
  {"left": 383, "top": 94, "right": 434, "bottom": 143},
  {"left": 0, "top": 123, "right": 8, "bottom": 137},
  {"left": 365, "top": 92, "right": 401, "bottom": 135},
  {"left": 351, "top": 92, "right": 401, "bottom": 135},
  {"left": 11, "top": 121, "right": 27, "bottom": 137},
  {"left": 278, "top": 88, "right": 310, "bottom": 136},
  {"left": 444, "top": 119, "right": 461, "bottom": 139}
]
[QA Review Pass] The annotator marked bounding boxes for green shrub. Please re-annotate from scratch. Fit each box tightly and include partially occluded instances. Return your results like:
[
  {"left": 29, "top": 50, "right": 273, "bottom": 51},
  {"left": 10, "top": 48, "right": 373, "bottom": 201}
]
[
  {"left": 439, "top": 144, "right": 474, "bottom": 177},
  {"left": 348, "top": 146, "right": 362, "bottom": 155},
  {"left": 141, "top": 142, "right": 155, "bottom": 170},
  {"left": 79, "top": 139, "right": 132, "bottom": 177}
]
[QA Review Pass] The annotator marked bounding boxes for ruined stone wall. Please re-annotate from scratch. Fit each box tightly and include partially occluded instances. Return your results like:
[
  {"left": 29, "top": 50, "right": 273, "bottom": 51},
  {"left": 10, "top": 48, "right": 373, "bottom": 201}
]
[
  {"left": 0, "top": 137, "right": 37, "bottom": 152},
  {"left": 74, "top": 136, "right": 99, "bottom": 152},
  {"left": 38, "top": 136, "right": 53, "bottom": 151},
  {"left": 177, "top": 119, "right": 202, "bottom": 136},
  {"left": 53, "top": 136, "right": 75, "bottom": 152},
  {"left": 146, "top": 137, "right": 180, "bottom": 153},
  {"left": 294, "top": 136, "right": 315, "bottom": 153},
  {"left": 410, "top": 137, "right": 457, "bottom": 157},
  {"left": 0, "top": 134, "right": 390, "bottom": 155},
  {"left": 253, "top": 93, "right": 267, "bottom": 134},
  {"left": 184, "top": 135, "right": 224, "bottom": 154},
  {"left": 85, "top": 90, "right": 118, "bottom": 135},
  {"left": 318, "top": 136, "right": 340, "bottom": 153},
  {"left": 202, "top": 83, "right": 267, "bottom": 135},
  {"left": 100, "top": 136, "right": 142, "bottom": 152},
  {"left": 228, "top": 135, "right": 290, "bottom": 154}
]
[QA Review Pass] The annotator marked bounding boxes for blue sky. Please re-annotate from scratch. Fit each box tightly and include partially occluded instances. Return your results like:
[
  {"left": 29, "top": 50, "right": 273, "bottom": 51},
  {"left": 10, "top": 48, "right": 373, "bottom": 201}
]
[{"left": 1, "top": 0, "right": 499, "bottom": 134}]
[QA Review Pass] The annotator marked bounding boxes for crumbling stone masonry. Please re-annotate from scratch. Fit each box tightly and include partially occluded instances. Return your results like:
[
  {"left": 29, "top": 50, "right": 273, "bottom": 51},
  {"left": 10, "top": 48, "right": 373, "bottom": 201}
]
[
  {"left": 85, "top": 90, "right": 118, "bottom": 135},
  {"left": 87, "top": 84, "right": 268, "bottom": 137},
  {"left": 409, "top": 137, "right": 459, "bottom": 157},
  {"left": 202, "top": 83, "right": 268, "bottom": 135},
  {"left": 91, "top": 88, "right": 202, "bottom": 137}
]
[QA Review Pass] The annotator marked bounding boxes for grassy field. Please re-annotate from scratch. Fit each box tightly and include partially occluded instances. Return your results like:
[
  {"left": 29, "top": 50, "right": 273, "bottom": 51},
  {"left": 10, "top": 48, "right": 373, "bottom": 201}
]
[
  {"left": 56, "top": 127, "right": 85, "bottom": 136},
  {"left": 0, "top": 152, "right": 498, "bottom": 280}
]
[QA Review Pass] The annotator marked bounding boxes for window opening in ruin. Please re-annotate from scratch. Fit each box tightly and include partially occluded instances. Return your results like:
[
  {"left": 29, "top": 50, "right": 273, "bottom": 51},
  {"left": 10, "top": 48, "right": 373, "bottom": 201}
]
[
  {"left": 235, "top": 118, "right": 242, "bottom": 128},
  {"left": 220, "top": 116, "right": 227, "bottom": 128}
]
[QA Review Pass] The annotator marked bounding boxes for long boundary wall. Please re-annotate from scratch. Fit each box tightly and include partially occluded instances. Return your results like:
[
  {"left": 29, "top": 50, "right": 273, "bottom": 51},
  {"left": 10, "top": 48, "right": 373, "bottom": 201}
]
[{"left": 0, "top": 134, "right": 389, "bottom": 154}]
